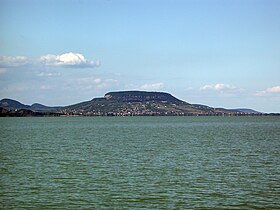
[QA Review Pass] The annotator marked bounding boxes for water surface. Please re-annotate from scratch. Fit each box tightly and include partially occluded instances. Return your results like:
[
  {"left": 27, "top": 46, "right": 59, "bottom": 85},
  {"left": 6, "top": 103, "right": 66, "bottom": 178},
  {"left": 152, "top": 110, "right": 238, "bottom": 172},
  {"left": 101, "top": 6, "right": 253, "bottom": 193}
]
[{"left": 1, "top": 116, "right": 279, "bottom": 209}]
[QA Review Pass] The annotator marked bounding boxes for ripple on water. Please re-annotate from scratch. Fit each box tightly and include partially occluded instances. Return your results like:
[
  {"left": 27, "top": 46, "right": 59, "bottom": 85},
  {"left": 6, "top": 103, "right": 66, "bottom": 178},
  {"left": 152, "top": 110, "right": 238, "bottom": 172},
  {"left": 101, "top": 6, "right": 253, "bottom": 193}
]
[{"left": 0, "top": 116, "right": 280, "bottom": 209}]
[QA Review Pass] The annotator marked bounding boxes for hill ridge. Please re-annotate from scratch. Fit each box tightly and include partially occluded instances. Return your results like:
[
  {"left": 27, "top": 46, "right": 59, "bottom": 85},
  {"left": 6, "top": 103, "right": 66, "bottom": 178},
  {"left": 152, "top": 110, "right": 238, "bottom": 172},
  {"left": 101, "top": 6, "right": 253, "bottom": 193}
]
[
  {"left": 104, "top": 90, "right": 184, "bottom": 103},
  {"left": 1, "top": 90, "right": 267, "bottom": 116}
]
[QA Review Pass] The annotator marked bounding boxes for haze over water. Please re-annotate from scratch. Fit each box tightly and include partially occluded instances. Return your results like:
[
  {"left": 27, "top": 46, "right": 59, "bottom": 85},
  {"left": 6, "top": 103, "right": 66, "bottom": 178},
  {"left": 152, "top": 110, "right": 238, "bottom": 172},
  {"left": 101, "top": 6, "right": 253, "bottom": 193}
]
[{"left": 0, "top": 116, "right": 279, "bottom": 209}]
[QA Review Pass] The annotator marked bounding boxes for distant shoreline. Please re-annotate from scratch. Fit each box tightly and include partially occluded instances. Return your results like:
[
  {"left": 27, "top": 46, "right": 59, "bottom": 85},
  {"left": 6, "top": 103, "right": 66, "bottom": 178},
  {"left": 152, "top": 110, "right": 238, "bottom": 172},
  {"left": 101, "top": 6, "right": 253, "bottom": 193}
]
[
  {"left": 1, "top": 108, "right": 279, "bottom": 117},
  {"left": 1, "top": 91, "right": 279, "bottom": 116}
]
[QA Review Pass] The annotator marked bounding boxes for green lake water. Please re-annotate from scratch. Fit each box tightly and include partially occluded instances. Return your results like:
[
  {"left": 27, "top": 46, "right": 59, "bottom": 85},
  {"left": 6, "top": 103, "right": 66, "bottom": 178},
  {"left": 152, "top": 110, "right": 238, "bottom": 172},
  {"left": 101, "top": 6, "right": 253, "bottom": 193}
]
[{"left": 0, "top": 116, "right": 280, "bottom": 209}]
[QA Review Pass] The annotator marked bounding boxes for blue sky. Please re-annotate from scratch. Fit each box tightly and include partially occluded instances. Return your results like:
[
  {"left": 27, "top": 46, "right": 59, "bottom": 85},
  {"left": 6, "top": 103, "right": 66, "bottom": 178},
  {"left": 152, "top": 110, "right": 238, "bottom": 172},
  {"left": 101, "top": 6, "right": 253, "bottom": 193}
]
[{"left": 0, "top": 0, "right": 280, "bottom": 112}]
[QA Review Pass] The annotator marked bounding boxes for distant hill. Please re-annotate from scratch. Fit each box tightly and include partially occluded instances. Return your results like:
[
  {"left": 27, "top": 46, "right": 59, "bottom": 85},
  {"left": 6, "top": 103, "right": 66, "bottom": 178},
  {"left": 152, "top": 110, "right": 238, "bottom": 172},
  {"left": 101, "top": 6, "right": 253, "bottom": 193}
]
[
  {"left": 0, "top": 98, "right": 30, "bottom": 110},
  {"left": 0, "top": 91, "right": 270, "bottom": 116},
  {"left": 104, "top": 91, "right": 184, "bottom": 103},
  {"left": 0, "top": 98, "right": 60, "bottom": 112},
  {"left": 0, "top": 107, "right": 61, "bottom": 117},
  {"left": 61, "top": 91, "right": 243, "bottom": 116},
  {"left": 30, "top": 103, "right": 61, "bottom": 112}
]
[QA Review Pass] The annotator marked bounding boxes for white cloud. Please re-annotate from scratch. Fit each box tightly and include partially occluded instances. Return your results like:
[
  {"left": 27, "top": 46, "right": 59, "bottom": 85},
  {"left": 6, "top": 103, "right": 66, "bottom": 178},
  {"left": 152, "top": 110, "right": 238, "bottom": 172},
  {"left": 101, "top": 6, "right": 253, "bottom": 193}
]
[
  {"left": 39, "top": 52, "right": 100, "bottom": 68},
  {"left": 0, "top": 56, "right": 29, "bottom": 67},
  {"left": 0, "top": 52, "right": 100, "bottom": 69},
  {"left": 185, "top": 87, "right": 193, "bottom": 91},
  {"left": 255, "top": 91, "right": 266, "bottom": 96},
  {"left": 267, "top": 86, "right": 280, "bottom": 93},
  {"left": 140, "top": 82, "right": 164, "bottom": 90},
  {"left": 72, "top": 77, "right": 118, "bottom": 90},
  {"left": 40, "top": 85, "right": 55, "bottom": 90},
  {"left": 255, "top": 85, "right": 280, "bottom": 96},
  {"left": 200, "top": 83, "right": 236, "bottom": 91},
  {"left": 199, "top": 83, "right": 240, "bottom": 97},
  {"left": 37, "top": 72, "right": 61, "bottom": 77}
]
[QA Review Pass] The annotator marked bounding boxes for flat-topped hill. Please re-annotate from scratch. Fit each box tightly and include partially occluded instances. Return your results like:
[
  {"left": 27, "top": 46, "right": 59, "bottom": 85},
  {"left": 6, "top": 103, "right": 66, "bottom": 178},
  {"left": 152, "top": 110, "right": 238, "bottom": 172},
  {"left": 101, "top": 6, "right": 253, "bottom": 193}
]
[
  {"left": 61, "top": 91, "right": 244, "bottom": 116},
  {"left": 104, "top": 91, "right": 184, "bottom": 103},
  {"left": 1, "top": 90, "right": 267, "bottom": 116}
]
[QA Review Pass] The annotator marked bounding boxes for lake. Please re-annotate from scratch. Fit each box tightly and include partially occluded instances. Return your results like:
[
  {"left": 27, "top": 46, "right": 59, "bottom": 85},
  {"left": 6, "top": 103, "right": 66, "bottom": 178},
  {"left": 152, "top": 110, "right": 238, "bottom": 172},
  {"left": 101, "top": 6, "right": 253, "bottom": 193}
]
[{"left": 0, "top": 116, "right": 279, "bottom": 209}]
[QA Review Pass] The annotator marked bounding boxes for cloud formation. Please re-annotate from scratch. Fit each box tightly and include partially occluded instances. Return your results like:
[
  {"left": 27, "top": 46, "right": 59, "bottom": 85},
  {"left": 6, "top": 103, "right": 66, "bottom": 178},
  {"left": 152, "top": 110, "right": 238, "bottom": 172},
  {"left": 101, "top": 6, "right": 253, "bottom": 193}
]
[
  {"left": 0, "top": 56, "right": 29, "bottom": 67},
  {"left": 37, "top": 72, "right": 61, "bottom": 77},
  {"left": 140, "top": 82, "right": 164, "bottom": 90},
  {"left": 200, "top": 83, "right": 236, "bottom": 91},
  {"left": 255, "top": 86, "right": 280, "bottom": 96},
  {"left": 39, "top": 52, "right": 100, "bottom": 68},
  {"left": 40, "top": 85, "right": 55, "bottom": 90},
  {"left": 266, "top": 86, "right": 280, "bottom": 93},
  {"left": 0, "top": 52, "right": 100, "bottom": 69},
  {"left": 199, "top": 83, "right": 240, "bottom": 97},
  {"left": 74, "top": 77, "right": 118, "bottom": 90}
]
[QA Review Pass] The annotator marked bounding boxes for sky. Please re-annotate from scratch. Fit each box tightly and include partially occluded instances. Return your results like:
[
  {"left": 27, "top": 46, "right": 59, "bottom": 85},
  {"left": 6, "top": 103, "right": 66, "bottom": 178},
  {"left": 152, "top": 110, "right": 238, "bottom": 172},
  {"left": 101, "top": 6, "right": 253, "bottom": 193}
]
[{"left": 0, "top": 0, "right": 280, "bottom": 113}]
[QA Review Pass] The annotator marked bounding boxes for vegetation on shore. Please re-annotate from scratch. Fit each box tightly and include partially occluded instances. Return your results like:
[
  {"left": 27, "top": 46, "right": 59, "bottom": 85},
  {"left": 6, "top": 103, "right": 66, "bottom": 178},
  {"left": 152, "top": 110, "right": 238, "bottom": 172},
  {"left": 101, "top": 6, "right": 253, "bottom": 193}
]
[{"left": 0, "top": 91, "right": 277, "bottom": 117}]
